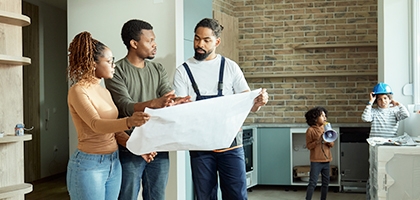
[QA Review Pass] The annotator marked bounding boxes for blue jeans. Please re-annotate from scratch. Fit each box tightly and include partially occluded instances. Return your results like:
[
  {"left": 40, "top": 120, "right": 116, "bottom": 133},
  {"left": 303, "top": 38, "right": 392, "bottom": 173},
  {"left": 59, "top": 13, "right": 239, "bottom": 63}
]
[
  {"left": 306, "top": 162, "right": 330, "bottom": 200},
  {"left": 67, "top": 149, "right": 121, "bottom": 200},
  {"left": 118, "top": 147, "right": 169, "bottom": 200},
  {"left": 190, "top": 147, "right": 247, "bottom": 200}
]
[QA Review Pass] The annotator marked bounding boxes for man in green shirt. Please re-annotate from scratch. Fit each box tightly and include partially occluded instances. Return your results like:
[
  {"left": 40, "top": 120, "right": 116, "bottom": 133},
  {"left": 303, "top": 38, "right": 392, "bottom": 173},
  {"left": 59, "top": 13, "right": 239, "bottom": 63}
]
[{"left": 105, "top": 19, "right": 189, "bottom": 200}]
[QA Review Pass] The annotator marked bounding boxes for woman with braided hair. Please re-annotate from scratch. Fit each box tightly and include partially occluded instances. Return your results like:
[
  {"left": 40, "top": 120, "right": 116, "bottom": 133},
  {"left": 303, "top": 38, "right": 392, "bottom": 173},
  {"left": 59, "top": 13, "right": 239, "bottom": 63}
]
[{"left": 66, "top": 31, "right": 154, "bottom": 200}]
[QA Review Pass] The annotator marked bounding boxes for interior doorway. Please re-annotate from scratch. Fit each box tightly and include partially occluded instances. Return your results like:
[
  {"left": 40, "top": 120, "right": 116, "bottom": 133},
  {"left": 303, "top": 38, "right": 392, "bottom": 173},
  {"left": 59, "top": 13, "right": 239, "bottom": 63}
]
[
  {"left": 23, "top": 1, "right": 41, "bottom": 182},
  {"left": 22, "top": 0, "right": 69, "bottom": 181}
]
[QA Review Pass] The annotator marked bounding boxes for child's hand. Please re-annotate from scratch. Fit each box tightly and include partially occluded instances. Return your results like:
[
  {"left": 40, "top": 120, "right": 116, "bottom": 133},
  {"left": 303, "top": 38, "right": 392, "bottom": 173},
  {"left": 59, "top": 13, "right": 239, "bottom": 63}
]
[
  {"left": 369, "top": 92, "right": 376, "bottom": 104},
  {"left": 318, "top": 135, "right": 324, "bottom": 144},
  {"left": 390, "top": 100, "right": 400, "bottom": 107},
  {"left": 325, "top": 142, "right": 333, "bottom": 148}
]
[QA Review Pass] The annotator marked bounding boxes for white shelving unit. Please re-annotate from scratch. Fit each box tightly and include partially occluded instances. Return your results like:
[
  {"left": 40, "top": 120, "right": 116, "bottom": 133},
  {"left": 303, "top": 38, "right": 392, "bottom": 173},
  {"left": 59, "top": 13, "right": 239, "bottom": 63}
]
[
  {"left": 0, "top": 3, "right": 33, "bottom": 199},
  {"left": 0, "top": 135, "right": 33, "bottom": 198},
  {"left": 290, "top": 128, "right": 341, "bottom": 187}
]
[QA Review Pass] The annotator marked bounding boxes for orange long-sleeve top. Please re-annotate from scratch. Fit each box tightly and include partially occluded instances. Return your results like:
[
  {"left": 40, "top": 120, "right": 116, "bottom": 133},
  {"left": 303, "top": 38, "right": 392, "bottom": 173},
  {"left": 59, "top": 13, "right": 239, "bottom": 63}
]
[
  {"left": 68, "top": 80, "right": 130, "bottom": 154},
  {"left": 305, "top": 125, "right": 334, "bottom": 162}
]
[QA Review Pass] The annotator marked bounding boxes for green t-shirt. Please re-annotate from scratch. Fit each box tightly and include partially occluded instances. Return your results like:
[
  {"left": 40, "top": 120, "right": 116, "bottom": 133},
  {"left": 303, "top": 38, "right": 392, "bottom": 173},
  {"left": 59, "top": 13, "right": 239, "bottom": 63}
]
[{"left": 105, "top": 57, "right": 172, "bottom": 119}]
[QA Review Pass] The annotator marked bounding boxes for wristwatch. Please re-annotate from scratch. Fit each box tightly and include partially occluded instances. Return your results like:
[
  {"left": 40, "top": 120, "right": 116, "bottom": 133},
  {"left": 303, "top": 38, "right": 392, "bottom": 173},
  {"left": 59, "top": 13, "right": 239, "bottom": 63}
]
[{"left": 367, "top": 102, "right": 372, "bottom": 105}]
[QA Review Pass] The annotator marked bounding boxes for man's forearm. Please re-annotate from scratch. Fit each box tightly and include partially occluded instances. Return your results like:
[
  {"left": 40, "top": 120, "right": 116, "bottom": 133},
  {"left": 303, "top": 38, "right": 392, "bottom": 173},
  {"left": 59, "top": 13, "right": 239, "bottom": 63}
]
[
  {"left": 251, "top": 104, "right": 261, "bottom": 112},
  {"left": 133, "top": 100, "right": 154, "bottom": 112}
]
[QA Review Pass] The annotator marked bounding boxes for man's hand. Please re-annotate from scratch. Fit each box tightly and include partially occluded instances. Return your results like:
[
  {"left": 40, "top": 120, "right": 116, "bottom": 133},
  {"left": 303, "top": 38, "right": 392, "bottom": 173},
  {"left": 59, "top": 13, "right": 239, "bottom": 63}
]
[
  {"left": 251, "top": 88, "right": 268, "bottom": 112},
  {"left": 172, "top": 96, "right": 192, "bottom": 105},
  {"left": 141, "top": 151, "right": 158, "bottom": 163},
  {"left": 150, "top": 90, "right": 176, "bottom": 108}
]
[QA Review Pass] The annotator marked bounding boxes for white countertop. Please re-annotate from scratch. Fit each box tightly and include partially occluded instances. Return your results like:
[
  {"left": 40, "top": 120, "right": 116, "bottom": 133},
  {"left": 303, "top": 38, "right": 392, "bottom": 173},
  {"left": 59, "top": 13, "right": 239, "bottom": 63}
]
[{"left": 243, "top": 123, "right": 370, "bottom": 129}]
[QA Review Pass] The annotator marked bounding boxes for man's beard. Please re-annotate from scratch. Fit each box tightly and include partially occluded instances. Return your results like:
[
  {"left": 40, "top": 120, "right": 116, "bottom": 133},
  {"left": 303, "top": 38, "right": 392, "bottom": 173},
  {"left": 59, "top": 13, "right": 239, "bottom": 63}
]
[
  {"left": 194, "top": 48, "right": 212, "bottom": 61},
  {"left": 147, "top": 48, "right": 157, "bottom": 60}
]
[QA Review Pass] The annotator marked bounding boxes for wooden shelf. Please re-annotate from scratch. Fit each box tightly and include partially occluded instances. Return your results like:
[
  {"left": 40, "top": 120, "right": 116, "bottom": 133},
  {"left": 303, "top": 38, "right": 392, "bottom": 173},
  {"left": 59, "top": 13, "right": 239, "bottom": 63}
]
[
  {"left": 0, "top": 134, "right": 32, "bottom": 144},
  {"left": 244, "top": 72, "right": 377, "bottom": 78},
  {"left": 0, "top": 10, "right": 30, "bottom": 27},
  {"left": 294, "top": 43, "right": 377, "bottom": 49},
  {"left": 0, "top": 183, "right": 32, "bottom": 199},
  {"left": 0, "top": 54, "right": 31, "bottom": 65}
]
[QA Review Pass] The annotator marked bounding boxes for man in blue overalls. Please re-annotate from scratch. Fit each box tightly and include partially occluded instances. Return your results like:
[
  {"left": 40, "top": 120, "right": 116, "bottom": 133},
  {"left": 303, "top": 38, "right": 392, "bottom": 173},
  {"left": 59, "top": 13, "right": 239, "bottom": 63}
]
[{"left": 173, "top": 18, "right": 268, "bottom": 200}]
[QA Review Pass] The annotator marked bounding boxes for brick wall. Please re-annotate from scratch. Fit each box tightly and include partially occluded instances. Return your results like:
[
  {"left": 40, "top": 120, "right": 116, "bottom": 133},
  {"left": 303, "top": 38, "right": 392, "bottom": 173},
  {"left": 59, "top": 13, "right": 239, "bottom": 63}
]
[{"left": 213, "top": 0, "right": 378, "bottom": 124}]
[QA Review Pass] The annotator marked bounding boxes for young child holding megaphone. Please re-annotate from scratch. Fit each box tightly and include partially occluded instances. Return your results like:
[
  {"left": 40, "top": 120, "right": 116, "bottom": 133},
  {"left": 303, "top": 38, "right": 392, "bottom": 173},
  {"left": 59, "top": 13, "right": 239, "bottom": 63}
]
[{"left": 304, "top": 106, "right": 335, "bottom": 200}]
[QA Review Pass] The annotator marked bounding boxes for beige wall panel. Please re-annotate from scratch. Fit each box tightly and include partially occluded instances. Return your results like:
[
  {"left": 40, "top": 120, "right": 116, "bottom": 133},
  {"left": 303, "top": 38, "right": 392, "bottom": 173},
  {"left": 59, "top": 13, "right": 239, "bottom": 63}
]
[
  {"left": 0, "top": 66, "right": 23, "bottom": 134},
  {"left": 0, "top": 0, "right": 21, "bottom": 13},
  {"left": 214, "top": 10, "right": 239, "bottom": 62}
]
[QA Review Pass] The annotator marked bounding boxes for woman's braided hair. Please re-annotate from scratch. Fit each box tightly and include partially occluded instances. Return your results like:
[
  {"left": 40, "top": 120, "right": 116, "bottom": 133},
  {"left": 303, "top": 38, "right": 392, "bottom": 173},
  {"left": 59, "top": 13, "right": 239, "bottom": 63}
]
[{"left": 67, "top": 31, "right": 106, "bottom": 86}]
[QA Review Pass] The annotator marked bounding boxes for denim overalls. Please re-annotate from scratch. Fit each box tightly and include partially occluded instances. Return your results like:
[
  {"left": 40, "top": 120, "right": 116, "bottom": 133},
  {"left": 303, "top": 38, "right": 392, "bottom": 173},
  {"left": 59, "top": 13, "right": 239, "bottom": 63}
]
[
  {"left": 183, "top": 56, "right": 247, "bottom": 200},
  {"left": 182, "top": 56, "right": 225, "bottom": 101}
]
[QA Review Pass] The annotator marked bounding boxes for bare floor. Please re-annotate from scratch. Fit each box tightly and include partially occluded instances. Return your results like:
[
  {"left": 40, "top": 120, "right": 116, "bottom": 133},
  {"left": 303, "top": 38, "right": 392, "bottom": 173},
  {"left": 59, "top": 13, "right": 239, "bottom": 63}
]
[
  {"left": 26, "top": 173, "right": 366, "bottom": 200},
  {"left": 248, "top": 185, "right": 366, "bottom": 200}
]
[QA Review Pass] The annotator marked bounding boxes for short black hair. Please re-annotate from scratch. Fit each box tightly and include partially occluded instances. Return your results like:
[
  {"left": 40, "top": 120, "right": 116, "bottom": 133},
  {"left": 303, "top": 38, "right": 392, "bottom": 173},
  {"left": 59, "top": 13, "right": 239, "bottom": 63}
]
[
  {"left": 121, "top": 19, "right": 153, "bottom": 50},
  {"left": 305, "top": 106, "right": 328, "bottom": 126},
  {"left": 194, "top": 18, "right": 224, "bottom": 38}
]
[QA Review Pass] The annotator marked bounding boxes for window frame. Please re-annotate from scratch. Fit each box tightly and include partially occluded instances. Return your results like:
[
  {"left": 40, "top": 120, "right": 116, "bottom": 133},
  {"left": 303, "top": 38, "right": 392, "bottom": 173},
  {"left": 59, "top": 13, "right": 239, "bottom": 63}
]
[{"left": 413, "top": 0, "right": 420, "bottom": 103}]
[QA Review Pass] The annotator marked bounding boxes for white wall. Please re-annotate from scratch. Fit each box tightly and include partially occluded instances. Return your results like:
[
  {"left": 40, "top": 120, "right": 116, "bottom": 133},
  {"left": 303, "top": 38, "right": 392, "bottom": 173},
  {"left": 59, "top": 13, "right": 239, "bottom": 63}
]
[
  {"left": 378, "top": 0, "right": 415, "bottom": 135},
  {"left": 68, "top": 0, "right": 186, "bottom": 199}
]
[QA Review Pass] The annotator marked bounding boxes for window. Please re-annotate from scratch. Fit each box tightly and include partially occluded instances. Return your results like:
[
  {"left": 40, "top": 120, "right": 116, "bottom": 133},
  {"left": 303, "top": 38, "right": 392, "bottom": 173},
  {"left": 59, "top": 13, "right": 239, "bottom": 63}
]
[{"left": 413, "top": 0, "right": 420, "bottom": 103}]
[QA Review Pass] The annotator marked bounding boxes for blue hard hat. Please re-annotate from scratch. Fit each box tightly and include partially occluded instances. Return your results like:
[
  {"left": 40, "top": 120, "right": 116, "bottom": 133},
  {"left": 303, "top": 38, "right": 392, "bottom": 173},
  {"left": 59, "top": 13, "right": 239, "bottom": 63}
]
[{"left": 372, "top": 82, "right": 393, "bottom": 95}]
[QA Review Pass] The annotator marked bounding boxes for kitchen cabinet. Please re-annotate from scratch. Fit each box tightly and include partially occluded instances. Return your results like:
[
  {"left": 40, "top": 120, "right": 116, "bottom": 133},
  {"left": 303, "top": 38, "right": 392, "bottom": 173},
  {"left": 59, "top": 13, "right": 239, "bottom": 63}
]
[
  {"left": 290, "top": 128, "right": 340, "bottom": 187},
  {"left": 369, "top": 145, "right": 420, "bottom": 200},
  {"left": 253, "top": 124, "right": 368, "bottom": 188},
  {"left": 257, "top": 127, "right": 291, "bottom": 185},
  {"left": 340, "top": 127, "right": 370, "bottom": 192}
]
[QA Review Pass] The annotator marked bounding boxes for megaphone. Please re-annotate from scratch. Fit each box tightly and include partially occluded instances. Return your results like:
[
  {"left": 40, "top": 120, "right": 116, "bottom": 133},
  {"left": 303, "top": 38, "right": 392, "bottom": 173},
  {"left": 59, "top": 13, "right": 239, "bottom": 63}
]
[{"left": 323, "top": 122, "right": 338, "bottom": 142}]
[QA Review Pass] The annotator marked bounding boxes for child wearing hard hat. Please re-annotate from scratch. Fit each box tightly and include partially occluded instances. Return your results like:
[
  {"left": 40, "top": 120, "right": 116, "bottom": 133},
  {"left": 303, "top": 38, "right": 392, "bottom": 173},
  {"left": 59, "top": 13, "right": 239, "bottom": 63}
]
[
  {"left": 361, "top": 82, "right": 409, "bottom": 200},
  {"left": 304, "top": 106, "right": 334, "bottom": 200},
  {"left": 361, "top": 82, "right": 409, "bottom": 138}
]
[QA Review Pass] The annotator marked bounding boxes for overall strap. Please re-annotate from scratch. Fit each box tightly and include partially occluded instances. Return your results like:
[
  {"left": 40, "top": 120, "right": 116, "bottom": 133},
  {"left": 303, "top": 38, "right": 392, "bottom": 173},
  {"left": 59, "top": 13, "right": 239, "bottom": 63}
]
[
  {"left": 182, "top": 62, "right": 201, "bottom": 97},
  {"left": 217, "top": 56, "right": 225, "bottom": 96}
]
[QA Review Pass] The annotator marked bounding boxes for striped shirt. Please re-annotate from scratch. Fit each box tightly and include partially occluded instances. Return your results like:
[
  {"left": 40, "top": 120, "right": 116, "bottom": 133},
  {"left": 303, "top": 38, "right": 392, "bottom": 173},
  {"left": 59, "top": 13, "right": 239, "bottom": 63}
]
[{"left": 361, "top": 105, "right": 409, "bottom": 137}]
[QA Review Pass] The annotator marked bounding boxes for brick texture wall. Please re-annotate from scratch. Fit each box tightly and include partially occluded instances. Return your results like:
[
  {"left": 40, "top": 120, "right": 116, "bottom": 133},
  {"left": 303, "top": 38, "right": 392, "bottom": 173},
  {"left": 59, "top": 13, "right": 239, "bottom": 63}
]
[{"left": 213, "top": 0, "right": 378, "bottom": 124}]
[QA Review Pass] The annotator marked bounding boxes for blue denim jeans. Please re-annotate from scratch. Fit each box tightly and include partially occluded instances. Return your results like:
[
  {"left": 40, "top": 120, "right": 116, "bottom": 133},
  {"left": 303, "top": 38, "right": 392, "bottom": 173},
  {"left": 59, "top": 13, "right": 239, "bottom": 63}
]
[
  {"left": 305, "top": 162, "right": 330, "bottom": 200},
  {"left": 66, "top": 149, "right": 121, "bottom": 200},
  {"left": 118, "top": 147, "right": 169, "bottom": 200},
  {"left": 190, "top": 147, "right": 247, "bottom": 200}
]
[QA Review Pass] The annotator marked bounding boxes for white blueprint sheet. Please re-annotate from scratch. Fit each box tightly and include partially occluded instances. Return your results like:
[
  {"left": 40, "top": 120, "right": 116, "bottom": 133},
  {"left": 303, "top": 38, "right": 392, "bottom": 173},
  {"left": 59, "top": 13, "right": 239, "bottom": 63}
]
[{"left": 126, "top": 89, "right": 261, "bottom": 155}]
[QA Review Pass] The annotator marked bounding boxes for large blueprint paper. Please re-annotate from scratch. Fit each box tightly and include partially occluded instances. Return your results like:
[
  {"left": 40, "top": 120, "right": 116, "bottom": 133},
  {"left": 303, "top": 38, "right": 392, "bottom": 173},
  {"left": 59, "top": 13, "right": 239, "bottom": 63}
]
[{"left": 126, "top": 89, "right": 261, "bottom": 155}]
